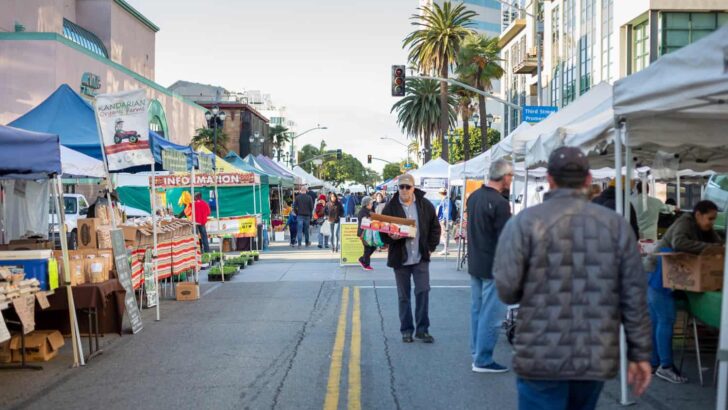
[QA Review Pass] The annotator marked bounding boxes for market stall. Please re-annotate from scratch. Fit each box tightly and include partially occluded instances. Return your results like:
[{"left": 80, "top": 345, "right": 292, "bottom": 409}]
[{"left": 0, "top": 125, "right": 84, "bottom": 367}]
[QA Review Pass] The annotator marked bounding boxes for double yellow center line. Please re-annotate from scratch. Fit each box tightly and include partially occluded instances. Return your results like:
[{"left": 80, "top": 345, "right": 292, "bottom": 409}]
[{"left": 323, "top": 287, "right": 362, "bottom": 410}]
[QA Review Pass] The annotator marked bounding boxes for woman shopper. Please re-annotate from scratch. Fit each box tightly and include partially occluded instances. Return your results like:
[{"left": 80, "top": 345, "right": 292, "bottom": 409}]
[
  {"left": 645, "top": 200, "right": 722, "bottom": 384},
  {"left": 326, "top": 192, "right": 344, "bottom": 252},
  {"left": 315, "top": 194, "right": 330, "bottom": 248},
  {"left": 357, "top": 196, "right": 376, "bottom": 271}
]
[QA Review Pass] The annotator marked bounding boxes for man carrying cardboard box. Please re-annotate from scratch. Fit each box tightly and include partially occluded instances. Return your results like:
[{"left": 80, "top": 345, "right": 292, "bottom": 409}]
[
  {"left": 644, "top": 200, "right": 723, "bottom": 384},
  {"left": 380, "top": 173, "right": 440, "bottom": 344}
]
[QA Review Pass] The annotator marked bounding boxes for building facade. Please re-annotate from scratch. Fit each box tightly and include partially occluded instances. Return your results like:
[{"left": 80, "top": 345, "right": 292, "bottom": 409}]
[
  {"left": 169, "top": 81, "right": 272, "bottom": 158},
  {"left": 499, "top": 0, "right": 728, "bottom": 134},
  {"left": 0, "top": 0, "right": 205, "bottom": 143}
]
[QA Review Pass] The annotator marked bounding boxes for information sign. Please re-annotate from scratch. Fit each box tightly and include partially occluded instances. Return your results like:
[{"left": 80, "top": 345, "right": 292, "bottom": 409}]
[{"left": 340, "top": 222, "right": 364, "bottom": 266}]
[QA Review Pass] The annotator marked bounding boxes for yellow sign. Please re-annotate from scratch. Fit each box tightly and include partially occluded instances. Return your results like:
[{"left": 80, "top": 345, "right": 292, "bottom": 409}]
[
  {"left": 340, "top": 222, "right": 364, "bottom": 266},
  {"left": 238, "top": 216, "right": 258, "bottom": 238}
]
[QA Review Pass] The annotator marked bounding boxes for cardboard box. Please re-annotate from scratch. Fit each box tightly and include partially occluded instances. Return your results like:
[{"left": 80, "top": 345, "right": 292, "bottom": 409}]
[
  {"left": 7, "top": 239, "right": 53, "bottom": 251},
  {"left": 660, "top": 247, "right": 725, "bottom": 292},
  {"left": 361, "top": 214, "right": 417, "bottom": 238},
  {"left": 77, "top": 218, "right": 101, "bottom": 249},
  {"left": 9, "top": 330, "right": 64, "bottom": 362},
  {"left": 176, "top": 282, "right": 199, "bottom": 301},
  {"left": 120, "top": 225, "right": 153, "bottom": 247}
]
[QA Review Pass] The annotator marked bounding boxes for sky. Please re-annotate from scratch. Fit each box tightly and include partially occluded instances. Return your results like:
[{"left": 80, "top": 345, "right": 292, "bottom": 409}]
[{"left": 128, "top": 0, "right": 420, "bottom": 174}]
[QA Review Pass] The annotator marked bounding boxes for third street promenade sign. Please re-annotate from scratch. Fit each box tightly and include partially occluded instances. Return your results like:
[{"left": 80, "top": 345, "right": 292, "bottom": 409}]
[{"left": 151, "top": 172, "right": 259, "bottom": 188}]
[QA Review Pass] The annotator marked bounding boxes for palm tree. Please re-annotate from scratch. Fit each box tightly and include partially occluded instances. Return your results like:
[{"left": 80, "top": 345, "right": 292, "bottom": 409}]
[
  {"left": 403, "top": 1, "right": 476, "bottom": 161},
  {"left": 456, "top": 33, "right": 505, "bottom": 152},
  {"left": 391, "top": 78, "right": 456, "bottom": 162},
  {"left": 268, "top": 125, "right": 290, "bottom": 160},
  {"left": 192, "top": 127, "right": 229, "bottom": 157},
  {"left": 451, "top": 84, "right": 478, "bottom": 160}
]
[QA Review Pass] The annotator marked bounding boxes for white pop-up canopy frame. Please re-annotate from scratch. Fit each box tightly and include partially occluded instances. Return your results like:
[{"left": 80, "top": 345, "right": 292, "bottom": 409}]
[{"left": 611, "top": 24, "right": 728, "bottom": 408}]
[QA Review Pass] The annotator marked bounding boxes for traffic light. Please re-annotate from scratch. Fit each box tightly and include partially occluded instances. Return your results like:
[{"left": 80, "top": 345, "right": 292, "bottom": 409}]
[
  {"left": 391, "top": 65, "right": 405, "bottom": 97},
  {"left": 336, "top": 149, "right": 342, "bottom": 160},
  {"left": 367, "top": 154, "right": 372, "bottom": 164}
]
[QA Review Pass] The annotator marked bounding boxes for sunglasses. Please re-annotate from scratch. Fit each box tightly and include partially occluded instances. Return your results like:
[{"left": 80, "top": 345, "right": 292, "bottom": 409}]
[{"left": 398, "top": 184, "right": 413, "bottom": 190}]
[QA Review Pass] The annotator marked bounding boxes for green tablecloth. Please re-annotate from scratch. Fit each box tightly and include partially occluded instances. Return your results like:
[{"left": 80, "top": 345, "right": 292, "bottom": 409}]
[{"left": 686, "top": 291, "right": 722, "bottom": 328}]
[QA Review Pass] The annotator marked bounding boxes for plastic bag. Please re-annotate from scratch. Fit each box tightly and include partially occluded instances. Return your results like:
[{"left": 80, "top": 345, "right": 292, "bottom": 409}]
[
  {"left": 321, "top": 220, "right": 331, "bottom": 236},
  {"left": 363, "top": 229, "right": 384, "bottom": 247}
]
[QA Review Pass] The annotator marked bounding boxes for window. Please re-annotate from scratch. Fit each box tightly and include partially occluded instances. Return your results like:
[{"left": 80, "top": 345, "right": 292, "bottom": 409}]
[
  {"left": 562, "top": 0, "right": 577, "bottom": 104},
  {"left": 579, "top": 0, "right": 596, "bottom": 94},
  {"left": 62, "top": 19, "right": 108, "bottom": 58},
  {"left": 632, "top": 20, "right": 650, "bottom": 73},
  {"left": 660, "top": 12, "right": 728, "bottom": 55},
  {"left": 601, "top": 0, "right": 614, "bottom": 82}
]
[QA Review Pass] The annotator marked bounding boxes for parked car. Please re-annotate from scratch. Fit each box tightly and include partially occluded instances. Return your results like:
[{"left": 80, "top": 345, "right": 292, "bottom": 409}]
[{"left": 49, "top": 194, "right": 89, "bottom": 250}]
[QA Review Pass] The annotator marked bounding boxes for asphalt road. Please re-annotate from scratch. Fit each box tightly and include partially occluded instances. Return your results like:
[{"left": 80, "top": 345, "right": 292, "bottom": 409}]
[{"left": 0, "top": 243, "right": 717, "bottom": 410}]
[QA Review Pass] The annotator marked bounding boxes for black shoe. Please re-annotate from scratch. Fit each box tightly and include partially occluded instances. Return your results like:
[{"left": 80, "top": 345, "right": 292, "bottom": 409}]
[
  {"left": 402, "top": 334, "right": 414, "bottom": 343},
  {"left": 414, "top": 332, "right": 434, "bottom": 343},
  {"left": 318, "top": 245, "right": 323, "bottom": 249}
]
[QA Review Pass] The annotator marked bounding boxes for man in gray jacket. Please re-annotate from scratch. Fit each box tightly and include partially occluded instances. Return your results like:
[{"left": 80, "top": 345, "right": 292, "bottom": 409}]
[{"left": 493, "top": 147, "right": 652, "bottom": 409}]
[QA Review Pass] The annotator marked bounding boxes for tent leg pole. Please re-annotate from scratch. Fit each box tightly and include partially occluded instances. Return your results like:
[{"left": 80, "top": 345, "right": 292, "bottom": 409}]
[
  {"left": 616, "top": 123, "right": 633, "bottom": 407},
  {"left": 151, "top": 163, "right": 160, "bottom": 321},
  {"left": 54, "top": 177, "right": 84, "bottom": 367},
  {"left": 524, "top": 168, "right": 529, "bottom": 209},
  {"left": 191, "top": 164, "right": 199, "bottom": 284},
  {"left": 213, "top": 170, "right": 224, "bottom": 283},
  {"left": 676, "top": 175, "right": 681, "bottom": 210}
]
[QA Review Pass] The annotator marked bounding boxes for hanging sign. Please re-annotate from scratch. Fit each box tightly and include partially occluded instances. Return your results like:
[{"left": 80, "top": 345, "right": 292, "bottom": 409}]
[
  {"left": 143, "top": 249, "right": 157, "bottom": 308},
  {"left": 161, "top": 148, "right": 189, "bottom": 172},
  {"left": 152, "top": 172, "right": 258, "bottom": 188},
  {"left": 238, "top": 216, "right": 258, "bottom": 238},
  {"left": 198, "top": 154, "right": 214, "bottom": 174},
  {"left": 95, "top": 89, "right": 153, "bottom": 171},
  {"left": 340, "top": 222, "right": 364, "bottom": 266}
]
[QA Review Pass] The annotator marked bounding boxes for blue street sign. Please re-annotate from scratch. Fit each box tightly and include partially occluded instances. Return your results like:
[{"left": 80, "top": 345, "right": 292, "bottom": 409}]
[{"left": 523, "top": 105, "right": 558, "bottom": 123}]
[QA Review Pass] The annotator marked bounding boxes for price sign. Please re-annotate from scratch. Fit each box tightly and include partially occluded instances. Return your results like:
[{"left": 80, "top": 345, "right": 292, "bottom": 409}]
[{"left": 161, "top": 148, "right": 189, "bottom": 172}]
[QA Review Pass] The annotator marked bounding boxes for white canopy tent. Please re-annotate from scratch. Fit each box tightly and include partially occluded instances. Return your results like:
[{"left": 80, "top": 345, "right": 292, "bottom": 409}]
[
  {"left": 60, "top": 145, "right": 106, "bottom": 178},
  {"left": 490, "top": 121, "right": 532, "bottom": 161},
  {"left": 409, "top": 158, "right": 450, "bottom": 185},
  {"left": 523, "top": 82, "right": 613, "bottom": 168},
  {"left": 611, "top": 24, "right": 728, "bottom": 407},
  {"left": 292, "top": 166, "right": 326, "bottom": 188},
  {"left": 449, "top": 151, "right": 491, "bottom": 185}
]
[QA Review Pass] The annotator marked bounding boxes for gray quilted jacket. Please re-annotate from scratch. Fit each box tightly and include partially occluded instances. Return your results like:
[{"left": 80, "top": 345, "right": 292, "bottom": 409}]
[{"left": 493, "top": 189, "right": 652, "bottom": 381}]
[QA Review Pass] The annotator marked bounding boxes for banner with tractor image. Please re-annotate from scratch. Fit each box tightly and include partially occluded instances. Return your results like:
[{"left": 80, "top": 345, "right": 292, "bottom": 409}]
[{"left": 95, "top": 89, "right": 153, "bottom": 171}]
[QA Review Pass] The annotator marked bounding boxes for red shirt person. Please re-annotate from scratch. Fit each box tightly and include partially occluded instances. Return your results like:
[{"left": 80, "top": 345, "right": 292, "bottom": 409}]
[{"left": 193, "top": 193, "right": 211, "bottom": 253}]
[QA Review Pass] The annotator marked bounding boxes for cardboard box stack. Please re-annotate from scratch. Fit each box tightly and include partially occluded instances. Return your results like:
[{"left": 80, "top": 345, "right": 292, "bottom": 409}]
[{"left": 7, "top": 330, "right": 64, "bottom": 362}]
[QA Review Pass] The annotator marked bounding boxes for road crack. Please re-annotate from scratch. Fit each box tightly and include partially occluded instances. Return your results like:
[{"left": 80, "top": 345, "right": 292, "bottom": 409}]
[{"left": 374, "top": 280, "right": 402, "bottom": 410}]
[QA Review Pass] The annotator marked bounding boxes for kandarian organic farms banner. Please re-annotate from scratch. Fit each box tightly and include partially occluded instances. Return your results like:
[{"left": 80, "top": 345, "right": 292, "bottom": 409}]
[{"left": 95, "top": 90, "right": 153, "bottom": 171}]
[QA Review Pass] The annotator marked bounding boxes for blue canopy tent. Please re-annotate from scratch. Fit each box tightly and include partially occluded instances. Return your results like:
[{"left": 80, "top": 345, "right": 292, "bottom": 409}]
[
  {"left": 0, "top": 125, "right": 84, "bottom": 365},
  {"left": 225, "top": 152, "right": 271, "bottom": 185},
  {"left": 0, "top": 125, "right": 62, "bottom": 179},
  {"left": 243, "top": 154, "right": 294, "bottom": 188}
]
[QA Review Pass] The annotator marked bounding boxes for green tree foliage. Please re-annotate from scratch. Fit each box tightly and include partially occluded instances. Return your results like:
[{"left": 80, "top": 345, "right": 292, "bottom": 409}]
[
  {"left": 431, "top": 127, "right": 501, "bottom": 162},
  {"left": 319, "top": 154, "right": 380, "bottom": 187},
  {"left": 403, "top": 1, "right": 476, "bottom": 160},
  {"left": 391, "top": 78, "right": 457, "bottom": 162},
  {"left": 192, "top": 127, "right": 230, "bottom": 157},
  {"left": 455, "top": 33, "right": 505, "bottom": 151},
  {"left": 268, "top": 125, "right": 290, "bottom": 150},
  {"left": 382, "top": 160, "right": 419, "bottom": 181}
]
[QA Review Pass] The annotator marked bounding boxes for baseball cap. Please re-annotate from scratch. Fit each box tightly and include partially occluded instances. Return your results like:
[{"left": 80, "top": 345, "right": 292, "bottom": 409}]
[
  {"left": 547, "top": 147, "right": 590, "bottom": 178},
  {"left": 398, "top": 174, "right": 415, "bottom": 187}
]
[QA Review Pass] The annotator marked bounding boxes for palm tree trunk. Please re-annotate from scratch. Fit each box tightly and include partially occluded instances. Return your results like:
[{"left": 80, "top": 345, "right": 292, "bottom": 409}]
[
  {"left": 439, "top": 62, "right": 449, "bottom": 162},
  {"left": 423, "top": 133, "right": 431, "bottom": 162},
  {"left": 462, "top": 107, "right": 471, "bottom": 161},
  {"left": 476, "top": 71, "right": 488, "bottom": 152}
]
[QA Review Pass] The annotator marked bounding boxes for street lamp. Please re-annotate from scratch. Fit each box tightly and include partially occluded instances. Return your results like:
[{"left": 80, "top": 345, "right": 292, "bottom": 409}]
[
  {"left": 380, "top": 136, "right": 414, "bottom": 167},
  {"left": 249, "top": 131, "right": 265, "bottom": 155},
  {"left": 204, "top": 106, "right": 226, "bottom": 166},
  {"left": 289, "top": 124, "right": 327, "bottom": 167}
]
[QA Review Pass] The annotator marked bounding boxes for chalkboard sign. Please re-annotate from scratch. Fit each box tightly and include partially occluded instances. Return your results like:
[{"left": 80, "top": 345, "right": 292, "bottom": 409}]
[{"left": 110, "top": 229, "right": 143, "bottom": 334}]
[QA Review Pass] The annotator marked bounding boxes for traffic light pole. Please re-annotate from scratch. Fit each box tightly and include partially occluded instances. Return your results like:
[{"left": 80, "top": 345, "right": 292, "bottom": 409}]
[
  {"left": 408, "top": 75, "right": 523, "bottom": 112},
  {"left": 368, "top": 157, "right": 392, "bottom": 164}
]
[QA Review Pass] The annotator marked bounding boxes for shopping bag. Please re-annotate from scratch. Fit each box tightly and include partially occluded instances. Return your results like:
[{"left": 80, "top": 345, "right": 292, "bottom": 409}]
[
  {"left": 320, "top": 220, "right": 331, "bottom": 236},
  {"left": 363, "top": 229, "right": 384, "bottom": 247}
]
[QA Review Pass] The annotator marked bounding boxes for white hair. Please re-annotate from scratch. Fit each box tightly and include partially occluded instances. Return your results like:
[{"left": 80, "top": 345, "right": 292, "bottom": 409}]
[{"left": 488, "top": 159, "right": 513, "bottom": 182}]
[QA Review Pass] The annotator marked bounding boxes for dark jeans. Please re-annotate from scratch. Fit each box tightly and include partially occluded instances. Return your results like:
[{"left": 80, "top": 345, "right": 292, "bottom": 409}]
[
  {"left": 516, "top": 378, "right": 604, "bottom": 410},
  {"left": 330, "top": 222, "right": 340, "bottom": 250},
  {"left": 197, "top": 224, "right": 210, "bottom": 253},
  {"left": 648, "top": 286, "right": 676, "bottom": 367},
  {"left": 393, "top": 262, "right": 430, "bottom": 335},
  {"left": 296, "top": 215, "right": 311, "bottom": 245},
  {"left": 360, "top": 245, "right": 376, "bottom": 266}
]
